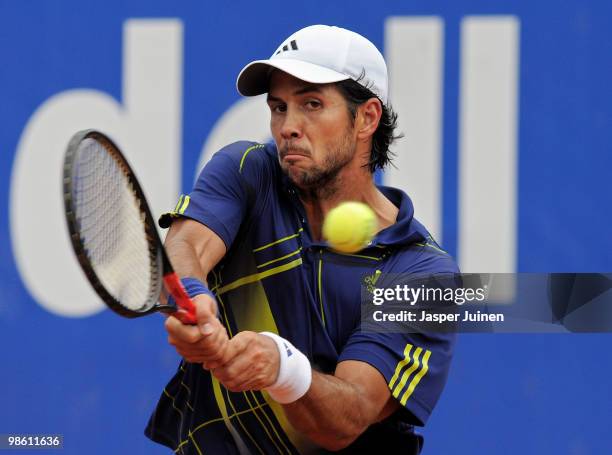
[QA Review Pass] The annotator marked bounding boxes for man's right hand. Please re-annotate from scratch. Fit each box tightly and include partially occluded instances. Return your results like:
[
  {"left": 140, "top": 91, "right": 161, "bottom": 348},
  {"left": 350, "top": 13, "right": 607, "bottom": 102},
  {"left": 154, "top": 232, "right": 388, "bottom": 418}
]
[{"left": 165, "top": 294, "right": 230, "bottom": 364}]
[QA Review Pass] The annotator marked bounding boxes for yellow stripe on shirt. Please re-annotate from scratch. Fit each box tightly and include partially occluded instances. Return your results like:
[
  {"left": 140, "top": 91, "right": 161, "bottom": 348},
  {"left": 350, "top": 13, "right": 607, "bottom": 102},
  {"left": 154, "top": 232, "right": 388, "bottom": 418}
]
[
  {"left": 178, "top": 195, "right": 191, "bottom": 214},
  {"left": 252, "top": 229, "right": 304, "bottom": 253},
  {"left": 400, "top": 350, "right": 431, "bottom": 406},
  {"left": 392, "top": 347, "right": 423, "bottom": 399},
  {"left": 256, "top": 247, "right": 302, "bottom": 269},
  {"left": 389, "top": 344, "right": 413, "bottom": 390},
  {"left": 239, "top": 144, "right": 265, "bottom": 173},
  {"left": 216, "top": 258, "right": 302, "bottom": 295},
  {"left": 174, "top": 195, "right": 184, "bottom": 212}
]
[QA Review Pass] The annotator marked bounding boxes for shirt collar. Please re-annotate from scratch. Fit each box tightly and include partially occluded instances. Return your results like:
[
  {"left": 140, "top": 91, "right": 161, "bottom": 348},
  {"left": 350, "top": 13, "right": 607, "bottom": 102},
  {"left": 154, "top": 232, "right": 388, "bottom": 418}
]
[{"left": 374, "top": 186, "right": 427, "bottom": 247}]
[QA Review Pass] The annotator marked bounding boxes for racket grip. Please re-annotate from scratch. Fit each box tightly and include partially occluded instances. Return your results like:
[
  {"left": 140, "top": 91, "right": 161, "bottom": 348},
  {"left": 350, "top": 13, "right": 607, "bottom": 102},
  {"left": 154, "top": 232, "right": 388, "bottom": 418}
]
[{"left": 163, "top": 273, "right": 197, "bottom": 325}]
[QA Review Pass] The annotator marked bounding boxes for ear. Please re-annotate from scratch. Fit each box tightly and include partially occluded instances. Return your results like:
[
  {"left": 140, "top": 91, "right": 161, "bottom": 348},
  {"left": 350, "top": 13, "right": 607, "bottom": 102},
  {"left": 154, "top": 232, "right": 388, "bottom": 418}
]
[{"left": 356, "top": 98, "right": 383, "bottom": 142}]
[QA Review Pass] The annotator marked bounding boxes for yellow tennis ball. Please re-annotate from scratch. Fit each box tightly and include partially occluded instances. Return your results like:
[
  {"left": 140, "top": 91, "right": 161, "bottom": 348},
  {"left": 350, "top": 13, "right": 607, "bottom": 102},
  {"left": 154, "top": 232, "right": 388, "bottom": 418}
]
[{"left": 322, "top": 202, "right": 377, "bottom": 253}]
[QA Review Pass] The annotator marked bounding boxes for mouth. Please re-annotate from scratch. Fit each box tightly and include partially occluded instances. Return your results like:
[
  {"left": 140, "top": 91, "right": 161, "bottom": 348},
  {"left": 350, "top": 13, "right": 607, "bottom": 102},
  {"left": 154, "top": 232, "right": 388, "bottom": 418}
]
[
  {"left": 280, "top": 145, "right": 310, "bottom": 161},
  {"left": 282, "top": 153, "right": 308, "bottom": 161},
  {"left": 280, "top": 150, "right": 309, "bottom": 161}
]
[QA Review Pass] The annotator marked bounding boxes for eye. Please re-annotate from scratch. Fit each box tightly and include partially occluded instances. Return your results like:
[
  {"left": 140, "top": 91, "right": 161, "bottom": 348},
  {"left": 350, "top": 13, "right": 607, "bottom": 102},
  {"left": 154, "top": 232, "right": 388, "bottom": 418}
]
[
  {"left": 270, "top": 103, "right": 287, "bottom": 113},
  {"left": 305, "top": 99, "right": 321, "bottom": 109}
]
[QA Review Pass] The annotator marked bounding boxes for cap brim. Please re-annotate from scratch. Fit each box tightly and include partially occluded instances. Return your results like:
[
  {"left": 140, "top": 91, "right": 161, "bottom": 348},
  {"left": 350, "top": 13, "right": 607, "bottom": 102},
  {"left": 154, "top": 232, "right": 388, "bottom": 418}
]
[{"left": 236, "top": 59, "right": 350, "bottom": 97}]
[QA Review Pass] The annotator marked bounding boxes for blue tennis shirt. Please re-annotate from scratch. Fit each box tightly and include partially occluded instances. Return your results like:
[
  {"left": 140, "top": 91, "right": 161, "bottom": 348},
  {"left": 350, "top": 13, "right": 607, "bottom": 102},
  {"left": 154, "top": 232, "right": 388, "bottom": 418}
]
[{"left": 146, "top": 141, "right": 459, "bottom": 454}]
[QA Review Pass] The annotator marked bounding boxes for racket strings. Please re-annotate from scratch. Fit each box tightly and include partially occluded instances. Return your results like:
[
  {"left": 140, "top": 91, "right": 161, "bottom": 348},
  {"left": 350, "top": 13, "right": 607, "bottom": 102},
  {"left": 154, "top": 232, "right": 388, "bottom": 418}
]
[{"left": 72, "top": 138, "right": 161, "bottom": 311}]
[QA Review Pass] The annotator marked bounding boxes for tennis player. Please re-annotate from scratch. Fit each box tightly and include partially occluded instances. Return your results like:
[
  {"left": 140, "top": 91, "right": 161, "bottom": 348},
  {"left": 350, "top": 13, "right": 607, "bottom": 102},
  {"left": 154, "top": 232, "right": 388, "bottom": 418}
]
[{"left": 146, "top": 25, "right": 458, "bottom": 454}]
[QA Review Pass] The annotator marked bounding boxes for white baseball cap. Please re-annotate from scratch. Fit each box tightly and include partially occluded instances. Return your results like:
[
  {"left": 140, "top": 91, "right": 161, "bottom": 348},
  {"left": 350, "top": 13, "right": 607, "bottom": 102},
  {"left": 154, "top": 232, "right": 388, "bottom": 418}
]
[{"left": 236, "top": 25, "right": 389, "bottom": 105}]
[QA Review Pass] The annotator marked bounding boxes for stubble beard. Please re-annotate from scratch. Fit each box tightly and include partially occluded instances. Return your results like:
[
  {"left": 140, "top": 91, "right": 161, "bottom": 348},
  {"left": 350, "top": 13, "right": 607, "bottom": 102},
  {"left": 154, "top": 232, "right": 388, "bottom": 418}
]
[{"left": 280, "top": 129, "right": 356, "bottom": 200}]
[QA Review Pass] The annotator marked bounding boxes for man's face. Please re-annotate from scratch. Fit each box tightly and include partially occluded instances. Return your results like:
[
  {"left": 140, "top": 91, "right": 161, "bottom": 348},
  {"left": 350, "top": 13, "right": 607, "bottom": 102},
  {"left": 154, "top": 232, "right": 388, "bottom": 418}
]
[{"left": 267, "top": 71, "right": 357, "bottom": 190}]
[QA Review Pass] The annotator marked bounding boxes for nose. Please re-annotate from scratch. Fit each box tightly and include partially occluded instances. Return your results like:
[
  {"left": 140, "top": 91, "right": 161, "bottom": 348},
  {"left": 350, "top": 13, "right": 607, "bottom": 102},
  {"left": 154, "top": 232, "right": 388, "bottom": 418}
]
[{"left": 280, "top": 107, "right": 303, "bottom": 140}]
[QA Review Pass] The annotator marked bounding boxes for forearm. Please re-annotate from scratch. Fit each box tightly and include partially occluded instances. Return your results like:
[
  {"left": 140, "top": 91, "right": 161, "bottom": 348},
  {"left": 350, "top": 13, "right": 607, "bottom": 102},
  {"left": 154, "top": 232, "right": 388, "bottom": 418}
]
[
  {"left": 165, "top": 236, "right": 207, "bottom": 282},
  {"left": 164, "top": 219, "right": 227, "bottom": 284},
  {"left": 282, "top": 370, "right": 381, "bottom": 451}
]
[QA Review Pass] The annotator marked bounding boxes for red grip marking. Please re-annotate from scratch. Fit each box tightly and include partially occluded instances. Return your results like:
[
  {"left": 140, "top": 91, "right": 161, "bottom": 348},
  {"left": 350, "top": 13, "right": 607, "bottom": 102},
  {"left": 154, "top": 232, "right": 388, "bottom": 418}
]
[{"left": 163, "top": 272, "right": 197, "bottom": 325}]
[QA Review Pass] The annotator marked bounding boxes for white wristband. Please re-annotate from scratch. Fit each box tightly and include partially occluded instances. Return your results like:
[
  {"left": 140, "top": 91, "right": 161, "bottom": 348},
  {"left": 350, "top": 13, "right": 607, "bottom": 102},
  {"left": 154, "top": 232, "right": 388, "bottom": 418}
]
[{"left": 260, "top": 332, "right": 312, "bottom": 404}]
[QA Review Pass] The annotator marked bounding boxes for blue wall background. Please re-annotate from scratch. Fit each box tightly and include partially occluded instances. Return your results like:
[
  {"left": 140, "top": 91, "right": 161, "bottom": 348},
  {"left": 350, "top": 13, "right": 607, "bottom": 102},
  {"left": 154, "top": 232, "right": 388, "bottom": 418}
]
[{"left": 1, "top": 1, "right": 610, "bottom": 453}]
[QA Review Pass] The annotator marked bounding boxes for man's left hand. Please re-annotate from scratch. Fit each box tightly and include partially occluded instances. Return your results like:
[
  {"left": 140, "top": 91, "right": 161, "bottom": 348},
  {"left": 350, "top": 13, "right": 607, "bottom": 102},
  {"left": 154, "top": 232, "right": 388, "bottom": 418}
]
[{"left": 206, "top": 331, "right": 280, "bottom": 392}]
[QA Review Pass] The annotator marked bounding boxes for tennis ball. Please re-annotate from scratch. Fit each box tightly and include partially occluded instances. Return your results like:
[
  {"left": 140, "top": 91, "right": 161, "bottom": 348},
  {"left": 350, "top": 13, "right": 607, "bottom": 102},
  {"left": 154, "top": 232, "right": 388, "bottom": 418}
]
[{"left": 322, "top": 201, "right": 377, "bottom": 253}]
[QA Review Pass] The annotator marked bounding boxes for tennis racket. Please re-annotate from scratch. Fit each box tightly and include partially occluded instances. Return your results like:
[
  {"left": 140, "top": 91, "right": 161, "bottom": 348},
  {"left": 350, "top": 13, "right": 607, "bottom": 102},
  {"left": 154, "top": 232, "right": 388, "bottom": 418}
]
[{"left": 63, "top": 129, "right": 197, "bottom": 324}]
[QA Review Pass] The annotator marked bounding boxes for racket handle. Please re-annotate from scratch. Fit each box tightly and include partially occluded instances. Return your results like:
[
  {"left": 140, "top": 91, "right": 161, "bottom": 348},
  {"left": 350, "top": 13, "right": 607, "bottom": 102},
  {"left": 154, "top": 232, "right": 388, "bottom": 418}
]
[{"left": 163, "top": 273, "right": 197, "bottom": 325}]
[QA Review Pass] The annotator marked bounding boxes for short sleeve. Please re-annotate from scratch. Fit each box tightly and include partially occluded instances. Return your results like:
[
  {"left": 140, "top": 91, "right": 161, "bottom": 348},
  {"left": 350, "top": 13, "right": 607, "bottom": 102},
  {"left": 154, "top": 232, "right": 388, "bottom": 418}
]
[
  {"left": 159, "top": 141, "right": 269, "bottom": 249},
  {"left": 338, "top": 244, "right": 459, "bottom": 426},
  {"left": 338, "top": 330, "right": 455, "bottom": 426}
]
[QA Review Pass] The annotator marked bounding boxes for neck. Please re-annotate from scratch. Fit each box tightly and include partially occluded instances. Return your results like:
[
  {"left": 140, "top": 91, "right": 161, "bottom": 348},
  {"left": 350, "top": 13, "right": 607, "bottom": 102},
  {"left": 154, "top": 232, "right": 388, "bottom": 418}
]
[{"left": 298, "top": 161, "right": 399, "bottom": 241}]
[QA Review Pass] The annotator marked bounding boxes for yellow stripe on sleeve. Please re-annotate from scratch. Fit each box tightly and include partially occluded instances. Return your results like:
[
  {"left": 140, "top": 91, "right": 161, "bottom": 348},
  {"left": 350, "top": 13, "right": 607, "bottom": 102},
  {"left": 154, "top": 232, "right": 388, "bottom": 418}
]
[
  {"left": 400, "top": 350, "right": 431, "bottom": 406},
  {"left": 173, "top": 195, "right": 184, "bottom": 212},
  {"left": 178, "top": 195, "right": 191, "bottom": 214},
  {"left": 392, "top": 347, "right": 423, "bottom": 399},
  {"left": 389, "top": 344, "right": 413, "bottom": 390}
]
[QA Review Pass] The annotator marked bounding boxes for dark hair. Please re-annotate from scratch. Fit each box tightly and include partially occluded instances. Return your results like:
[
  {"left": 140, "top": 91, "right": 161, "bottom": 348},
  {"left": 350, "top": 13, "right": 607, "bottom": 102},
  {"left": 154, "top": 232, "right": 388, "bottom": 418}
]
[{"left": 335, "top": 77, "right": 402, "bottom": 173}]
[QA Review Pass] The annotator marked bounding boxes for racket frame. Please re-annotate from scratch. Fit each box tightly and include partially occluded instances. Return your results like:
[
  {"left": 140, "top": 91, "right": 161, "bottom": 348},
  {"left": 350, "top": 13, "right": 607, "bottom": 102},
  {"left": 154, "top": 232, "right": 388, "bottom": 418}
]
[{"left": 63, "top": 129, "right": 196, "bottom": 323}]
